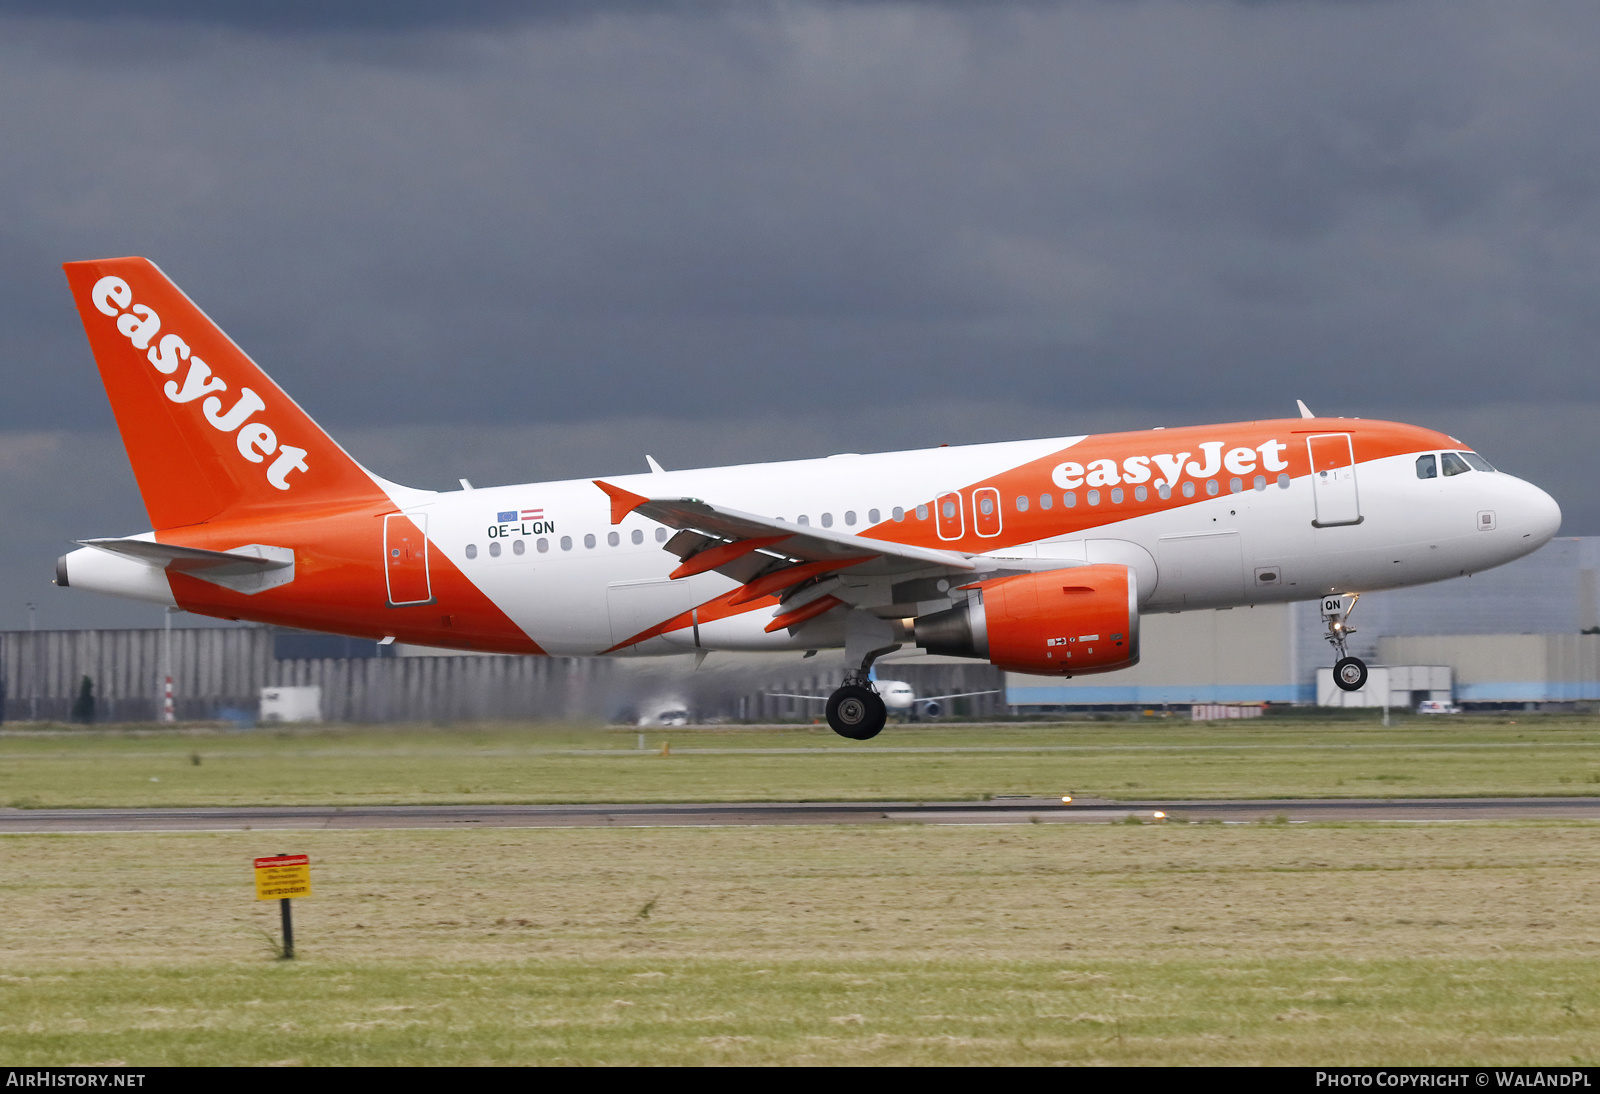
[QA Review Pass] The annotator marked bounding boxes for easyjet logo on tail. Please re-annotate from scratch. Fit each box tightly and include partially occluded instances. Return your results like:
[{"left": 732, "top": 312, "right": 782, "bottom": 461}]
[{"left": 89, "top": 276, "right": 309, "bottom": 491}]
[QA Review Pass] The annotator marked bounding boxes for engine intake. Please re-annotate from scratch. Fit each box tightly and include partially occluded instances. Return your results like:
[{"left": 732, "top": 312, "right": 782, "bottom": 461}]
[{"left": 914, "top": 564, "right": 1139, "bottom": 676}]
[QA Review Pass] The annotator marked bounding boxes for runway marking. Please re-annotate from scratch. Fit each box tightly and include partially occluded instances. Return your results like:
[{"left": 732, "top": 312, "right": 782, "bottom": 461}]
[{"left": 5, "top": 798, "right": 1600, "bottom": 832}]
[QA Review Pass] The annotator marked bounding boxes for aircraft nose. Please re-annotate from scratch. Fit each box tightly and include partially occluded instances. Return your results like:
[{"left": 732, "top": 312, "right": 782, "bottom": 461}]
[{"left": 1516, "top": 478, "right": 1562, "bottom": 545}]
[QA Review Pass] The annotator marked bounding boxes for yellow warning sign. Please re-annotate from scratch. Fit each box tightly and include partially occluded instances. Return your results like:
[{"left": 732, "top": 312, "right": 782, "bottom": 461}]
[{"left": 254, "top": 854, "right": 311, "bottom": 900}]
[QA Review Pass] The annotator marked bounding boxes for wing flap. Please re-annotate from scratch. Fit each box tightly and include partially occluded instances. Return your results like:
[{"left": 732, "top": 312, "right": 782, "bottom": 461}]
[{"left": 595, "top": 483, "right": 976, "bottom": 574}]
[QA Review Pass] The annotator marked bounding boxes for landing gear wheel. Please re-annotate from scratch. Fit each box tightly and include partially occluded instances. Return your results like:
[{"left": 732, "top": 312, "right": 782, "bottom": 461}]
[
  {"left": 1334, "top": 656, "right": 1369, "bottom": 692},
  {"left": 826, "top": 685, "right": 887, "bottom": 740}
]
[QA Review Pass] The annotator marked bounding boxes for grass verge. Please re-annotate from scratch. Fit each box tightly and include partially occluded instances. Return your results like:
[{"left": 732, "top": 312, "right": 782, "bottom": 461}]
[
  {"left": 4, "top": 823, "right": 1600, "bottom": 1064},
  {"left": 4, "top": 718, "right": 1600, "bottom": 807}
]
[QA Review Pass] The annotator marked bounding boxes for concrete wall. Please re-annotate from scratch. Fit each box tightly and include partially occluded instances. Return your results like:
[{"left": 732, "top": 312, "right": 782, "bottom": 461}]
[
  {"left": 1378, "top": 634, "right": 1600, "bottom": 702},
  {"left": 1007, "top": 604, "right": 1303, "bottom": 706}
]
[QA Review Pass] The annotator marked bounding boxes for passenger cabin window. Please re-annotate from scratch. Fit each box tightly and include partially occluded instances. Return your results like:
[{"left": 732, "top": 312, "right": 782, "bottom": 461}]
[
  {"left": 1461, "top": 452, "right": 1497, "bottom": 472},
  {"left": 656, "top": 528, "right": 668, "bottom": 542},
  {"left": 1440, "top": 452, "right": 1472, "bottom": 477},
  {"left": 1416, "top": 454, "right": 1437, "bottom": 479},
  {"left": 868, "top": 509, "right": 881, "bottom": 523},
  {"left": 632, "top": 529, "right": 644, "bottom": 544}
]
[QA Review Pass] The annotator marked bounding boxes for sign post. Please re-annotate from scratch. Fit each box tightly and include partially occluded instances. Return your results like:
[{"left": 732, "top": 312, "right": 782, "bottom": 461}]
[{"left": 254, "top": 854, "right": 311, "bottom": 960}]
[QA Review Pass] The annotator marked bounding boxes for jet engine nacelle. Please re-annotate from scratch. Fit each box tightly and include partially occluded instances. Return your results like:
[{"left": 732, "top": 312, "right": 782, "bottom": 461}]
[{"left": 913, "top": 564, "right": 1139, "bottom": 676}]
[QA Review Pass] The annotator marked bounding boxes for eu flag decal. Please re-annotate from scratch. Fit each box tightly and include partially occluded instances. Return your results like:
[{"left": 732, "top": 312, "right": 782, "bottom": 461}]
[{"left": 496, "top": 510, "right": 517, "bottom": 522}]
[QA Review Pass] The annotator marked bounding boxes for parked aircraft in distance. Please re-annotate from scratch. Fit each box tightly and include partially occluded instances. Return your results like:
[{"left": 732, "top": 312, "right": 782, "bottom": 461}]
[
  {"left": 769, "top": 676, "right": 1000, "bottom": 721},
  {"left": 55, "top": 258, "right": 1562, "bottom": 739}
]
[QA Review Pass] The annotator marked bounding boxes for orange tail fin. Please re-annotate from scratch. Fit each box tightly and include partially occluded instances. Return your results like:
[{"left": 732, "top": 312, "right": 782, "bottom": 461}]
[{"left": 64, "top": 257, "right": 379, "bottom": 530}]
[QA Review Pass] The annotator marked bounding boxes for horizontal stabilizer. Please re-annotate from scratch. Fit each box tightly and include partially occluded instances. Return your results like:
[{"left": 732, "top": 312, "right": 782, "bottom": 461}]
[
  {"left": 78, "top": 538, "right": 295, "bottom": 595},
  {"left": 79, "top": 538, "right": 290, "bottom": 572}
]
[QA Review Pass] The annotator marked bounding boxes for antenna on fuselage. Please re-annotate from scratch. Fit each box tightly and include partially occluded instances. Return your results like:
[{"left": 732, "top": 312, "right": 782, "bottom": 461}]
[
  {"left": 1296, "top": 399, "right": 1315, "bottom": 419},
  {"left": 646, "top": 455, "right": 666, "bottom": 473}
]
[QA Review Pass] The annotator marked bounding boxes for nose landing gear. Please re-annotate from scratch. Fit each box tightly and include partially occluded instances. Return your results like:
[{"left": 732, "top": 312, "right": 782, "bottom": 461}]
[{"left": 1321, "top": 594, "right": 1368, "bottom": 692}]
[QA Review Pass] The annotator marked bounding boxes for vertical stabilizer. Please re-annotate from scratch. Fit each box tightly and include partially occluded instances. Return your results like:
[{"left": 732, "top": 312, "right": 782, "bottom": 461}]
[{"left": 63, "top": 257, "right": 380, "bottom": 529}]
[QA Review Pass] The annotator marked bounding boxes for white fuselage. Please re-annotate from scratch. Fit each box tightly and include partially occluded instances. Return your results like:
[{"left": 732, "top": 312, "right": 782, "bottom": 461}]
[{"left": 408, "top": 436, "right": 1559, "bottom": 657}]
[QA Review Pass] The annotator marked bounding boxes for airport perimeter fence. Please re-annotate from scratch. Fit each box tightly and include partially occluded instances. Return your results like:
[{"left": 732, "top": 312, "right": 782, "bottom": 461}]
[
  {"left": 0, "top": 627, "right": 1006, "bottom": 725},
  {"left": 0, "top": 628, "right": 617, "bottom": 724}
]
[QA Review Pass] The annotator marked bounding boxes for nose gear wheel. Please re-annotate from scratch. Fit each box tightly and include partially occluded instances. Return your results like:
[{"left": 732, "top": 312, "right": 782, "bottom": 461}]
[{"left": 1334, "top": 656, "right": 1369, "bottom": 692}]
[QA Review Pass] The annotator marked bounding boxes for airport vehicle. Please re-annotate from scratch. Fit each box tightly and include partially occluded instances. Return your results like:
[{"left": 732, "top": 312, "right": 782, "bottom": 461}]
[
  {"left": 769, "top": 677, "right": 1000, "bottom": 721},
  {"left": 636, "top": 697, "right": 692, "bottom": 727},
  {"left": 54, "top": 258, "right": 1563, "bottom": 740},
  {"left": 1417, "top": 700, "right": 1462, "bottom": 715}
]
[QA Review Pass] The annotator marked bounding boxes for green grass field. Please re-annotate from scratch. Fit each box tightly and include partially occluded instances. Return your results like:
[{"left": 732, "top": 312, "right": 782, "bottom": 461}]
[
  {"left": 3, "top": 715, "right": 1599, "bottom": 807},
  {"left": 6, "top": 717, "right": 1600, "bottom": 1064},
  {"left": 5, "top": 822, "right": 1600, "bottom": 1064}
]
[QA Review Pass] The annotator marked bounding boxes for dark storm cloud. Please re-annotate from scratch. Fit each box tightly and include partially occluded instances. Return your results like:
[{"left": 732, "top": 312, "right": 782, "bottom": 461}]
[
  {"left": 5, "top": 0, "right": 1600, "bottom": 626},
  {"left": 4, "top": 0, "right": 1598, "bottom": 431},
  {"left": 0, "top": 1, "right": 667, "bottom": 32}
]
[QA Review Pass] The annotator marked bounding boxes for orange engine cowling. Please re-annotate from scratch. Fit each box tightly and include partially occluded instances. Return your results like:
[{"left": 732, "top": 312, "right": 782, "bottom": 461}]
[{"left": 913, "top": 564, "right": 1139, "bottom": 676}]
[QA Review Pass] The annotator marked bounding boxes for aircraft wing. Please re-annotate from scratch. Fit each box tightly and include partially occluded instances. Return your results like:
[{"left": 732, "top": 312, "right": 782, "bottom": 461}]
[
  {"left": 594, "top": 481, "right": 975, "bottom": 599},
  {"left": 765, "top": 693, "right": 829, "bottom": 702},
  {"left": 920, "top": 689, "right": 1003, "bottom": 702}
]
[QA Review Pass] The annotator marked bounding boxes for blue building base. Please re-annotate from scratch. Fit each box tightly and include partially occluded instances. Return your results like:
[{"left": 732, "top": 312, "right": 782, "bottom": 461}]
[{"left": 1007, "top": 684, "right": 1316, "bottom": 706}]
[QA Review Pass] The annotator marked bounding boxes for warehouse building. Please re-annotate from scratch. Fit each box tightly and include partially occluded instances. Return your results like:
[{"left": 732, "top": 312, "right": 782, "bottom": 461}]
[{"left": 1007, "top": 536, "right": 1600, "bottom": 711}]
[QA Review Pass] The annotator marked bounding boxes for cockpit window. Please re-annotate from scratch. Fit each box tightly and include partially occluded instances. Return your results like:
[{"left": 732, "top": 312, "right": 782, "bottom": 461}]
[
  {"left": 1440, "top": 451, "right": 1472, "bottom": 477},
  {"left": 1416, "top": 454, "right": 1437, "bottom": 479},
  {"left": 1460, "top": 452, "right": 1496, "bottom": 473}
]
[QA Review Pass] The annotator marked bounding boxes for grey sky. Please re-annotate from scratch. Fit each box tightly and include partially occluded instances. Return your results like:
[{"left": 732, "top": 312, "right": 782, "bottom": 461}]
[{"left": 3, "top": 0, "right": 1598, "bottom": 628}]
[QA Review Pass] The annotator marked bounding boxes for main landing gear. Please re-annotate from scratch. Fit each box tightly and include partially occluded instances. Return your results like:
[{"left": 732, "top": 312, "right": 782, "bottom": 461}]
[
  {"left": 1321, "top": 594, "right": 1369, "bottom": 692},
  {"left": 826, "top": 683, "right": 887, "bottom": 741},
  {"left": 824, "top": 630, "right": 900, "bottom": 740}
]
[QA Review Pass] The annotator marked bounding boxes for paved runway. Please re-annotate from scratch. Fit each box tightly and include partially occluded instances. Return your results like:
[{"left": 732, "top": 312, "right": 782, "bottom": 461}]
[{"left": 2, "top": 796, "right": 1599, "bottom": 832}]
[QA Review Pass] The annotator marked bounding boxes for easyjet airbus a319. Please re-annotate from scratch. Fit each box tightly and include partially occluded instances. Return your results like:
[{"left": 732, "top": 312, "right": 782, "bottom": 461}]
[{"left": 54, "top": 258, "right": 1562, "bottom": 737}]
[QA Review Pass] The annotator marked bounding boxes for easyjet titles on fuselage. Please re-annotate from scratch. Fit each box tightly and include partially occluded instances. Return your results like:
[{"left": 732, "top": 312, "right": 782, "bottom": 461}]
[
  {"left": 1052, "top": 439, "right": 1290, "bottom": 493},
  {"left": 88, "top": 275, "right": 309, "bottom": 491}
]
